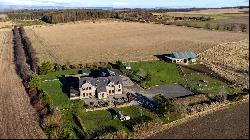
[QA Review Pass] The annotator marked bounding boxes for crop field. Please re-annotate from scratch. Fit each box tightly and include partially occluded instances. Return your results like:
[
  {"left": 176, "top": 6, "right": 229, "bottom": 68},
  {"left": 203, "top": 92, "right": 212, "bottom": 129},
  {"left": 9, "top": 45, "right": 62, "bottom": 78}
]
[
  {"left": 0, "top": 30, "right": 46, "bottom": 139},
  {"left": 25, "top": 21, "right": 248, "bottom": 64},
  {"left": 198, "top": 39, "right": 249, "bottom": 88}
]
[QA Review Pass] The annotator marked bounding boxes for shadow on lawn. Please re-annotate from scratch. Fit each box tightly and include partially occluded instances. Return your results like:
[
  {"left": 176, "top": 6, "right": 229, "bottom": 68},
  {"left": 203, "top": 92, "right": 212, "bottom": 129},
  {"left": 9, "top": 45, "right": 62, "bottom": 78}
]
[
  {"left": 58, "top": 76, "right": 79, "bottom": 97},
  {"left": 89, "top": 126, "right": 118, "bottom": 139}
]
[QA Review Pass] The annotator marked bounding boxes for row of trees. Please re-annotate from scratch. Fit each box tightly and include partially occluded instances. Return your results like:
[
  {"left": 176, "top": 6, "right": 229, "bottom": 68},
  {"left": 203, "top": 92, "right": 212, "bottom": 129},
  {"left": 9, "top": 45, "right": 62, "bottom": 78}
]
[
  {"left": 13, "top": 26, "right": 32, "bottom": 83},
  {"left": 18, "top": 27, "right": 38, "bottom": 73}
]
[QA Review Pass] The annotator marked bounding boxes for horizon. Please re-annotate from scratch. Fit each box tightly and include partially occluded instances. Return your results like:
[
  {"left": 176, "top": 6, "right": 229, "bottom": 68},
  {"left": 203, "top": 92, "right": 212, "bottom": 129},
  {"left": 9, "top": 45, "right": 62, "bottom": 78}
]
[{"left": 0, "top": 0, "right": 249, "bottom": 9}]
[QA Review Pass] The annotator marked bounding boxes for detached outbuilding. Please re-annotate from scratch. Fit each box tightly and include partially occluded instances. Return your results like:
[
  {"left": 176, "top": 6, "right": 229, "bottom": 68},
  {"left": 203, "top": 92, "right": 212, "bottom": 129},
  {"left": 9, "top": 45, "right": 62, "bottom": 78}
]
[{"left": 165, "top": 51, "right": 197, "bottom": 64}]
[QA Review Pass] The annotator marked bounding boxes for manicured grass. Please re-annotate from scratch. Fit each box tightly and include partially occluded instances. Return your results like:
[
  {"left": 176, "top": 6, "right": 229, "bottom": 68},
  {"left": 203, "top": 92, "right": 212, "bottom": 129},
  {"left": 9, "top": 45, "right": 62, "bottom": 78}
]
[
  {"left": 130, "top": 61, "right": 184, "bottom": 88},
  {"left": 40, "top": 68, "right": 83, "bottom": 80},
  {"left": 185, "top": 73, "right": 240, "bottom": 95},
  {"left": 78, "top": 106, "right": 161, "bottom": 133}
]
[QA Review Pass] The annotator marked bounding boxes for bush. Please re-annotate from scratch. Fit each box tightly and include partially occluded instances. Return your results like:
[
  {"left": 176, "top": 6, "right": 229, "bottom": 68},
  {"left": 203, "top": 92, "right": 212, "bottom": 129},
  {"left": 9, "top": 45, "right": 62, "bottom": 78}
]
[
  {"left": 39, "top": 61, "right": 52, "bottom": 75},
  {"left": 28, "top": 74, "right": 42, "bottom": 89},
  {"left": 39, "top": 90, "right": 53, "bottom": 109},
  {"left": 212, "top": 93, "right": 227, "bottom": 103},
  {"left": 227, "top": 93, "right": 244, "bottom": 102},
  {"left": 107, "top": 64, "right": 112, "bottom": 70},
  {"left": 53, "top": 63, "right": 62, "bottom": 71},
  {"left": 116, "top": 60, "right": 124, "bottom": 70},
  {"left": 204, "top": 23, "right": 210, "bottom": 29},
  {"left": 153, "top": 94, "right": 176, "bottom": 116},
  {"left": 240, "top": 24, "right": 247, "bottom": 32}
]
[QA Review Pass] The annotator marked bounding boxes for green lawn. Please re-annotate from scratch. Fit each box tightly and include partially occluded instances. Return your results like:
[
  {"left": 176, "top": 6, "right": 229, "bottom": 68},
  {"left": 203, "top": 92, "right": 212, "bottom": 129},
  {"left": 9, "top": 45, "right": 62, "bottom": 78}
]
[
  {"left": 130, "top": 61, "right": 184, "bottom": 88},
  {"left": 185, "top": 73, "right": 241, "bottom": 95}
]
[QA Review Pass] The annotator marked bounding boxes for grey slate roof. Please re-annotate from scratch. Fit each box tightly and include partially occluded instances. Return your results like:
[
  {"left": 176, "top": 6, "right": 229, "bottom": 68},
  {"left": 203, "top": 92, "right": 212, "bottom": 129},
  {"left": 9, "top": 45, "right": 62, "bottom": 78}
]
[
  {"left": 78, "top": 70, "right": 91, "bottom": 74},
  {"left": 79, "top": 76, "right": 122, "bottom": 93},
  {"left": 172, "top": 51, "right": 196, "bottom": 59}
]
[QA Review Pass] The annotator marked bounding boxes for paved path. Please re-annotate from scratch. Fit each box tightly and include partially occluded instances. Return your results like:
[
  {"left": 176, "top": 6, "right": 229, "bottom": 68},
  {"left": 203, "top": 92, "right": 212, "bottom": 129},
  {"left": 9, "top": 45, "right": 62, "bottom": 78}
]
[
  {"left": 149, "top": 101, "right": 249, "bottom": 139},
  {"left": 0, "top": 30, "right": 47, "bottom": 139}
]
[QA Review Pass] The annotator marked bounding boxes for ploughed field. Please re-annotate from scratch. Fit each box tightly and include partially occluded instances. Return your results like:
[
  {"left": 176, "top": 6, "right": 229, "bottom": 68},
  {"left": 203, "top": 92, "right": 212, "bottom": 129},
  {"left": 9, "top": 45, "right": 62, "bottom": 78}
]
[
  {"left": 0, "top": 30, "right": 46, "bottom": 139},
  {"left": 149, "top": 101, "right": 249, "bottom": 139},
  {"left": 26, "top": 21, "right": 248, "bottom": 64}
]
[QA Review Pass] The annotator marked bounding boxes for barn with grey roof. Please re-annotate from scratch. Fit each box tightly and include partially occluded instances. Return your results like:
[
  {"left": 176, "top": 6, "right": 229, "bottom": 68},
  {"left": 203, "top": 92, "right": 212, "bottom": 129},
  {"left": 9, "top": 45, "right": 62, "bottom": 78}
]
[{"left": 165, "top": 51, "right": 197, "bottom": 64}]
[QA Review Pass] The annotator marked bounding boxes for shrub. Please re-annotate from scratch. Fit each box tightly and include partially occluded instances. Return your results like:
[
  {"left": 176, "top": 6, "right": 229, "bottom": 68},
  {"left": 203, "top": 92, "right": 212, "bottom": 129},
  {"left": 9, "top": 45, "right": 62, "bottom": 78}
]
[
  {"left": 116, "top": 60, "right": 124, "bottom": 70},
  {"left": 215, "top": 24, "right": 220, "bottom": 30},
  {"left": 28, "top": 74, "right": 42, "bottom": 89},
  {"left": 39, "top": 90, "right": 53, "bottom": 109},
  {"left": 240, "top": 24, "right": 247, "bottom": 32},
  {"left": 39, "top": 61, "right": 52, "bottom": 75},
  {"left": 59, "top": 127, "right": 76, "bottom": 139},
  {"left": 107, "top": 64, "right": 112, "bottom": 70},
  {"left": 212, "top": 93, "right": 227, "bottom": 103},
  {"left": 204, "top": 23, "right": 210, "bottom": 29},
  {"left": 53, "top": 63, "right": 62, "bottom": 71},
  {"left": 227, "top": 93, "right": 244, "bottom": 102},
  {"left": 153, "top": 94, "right": 176, "bottom": 116}
]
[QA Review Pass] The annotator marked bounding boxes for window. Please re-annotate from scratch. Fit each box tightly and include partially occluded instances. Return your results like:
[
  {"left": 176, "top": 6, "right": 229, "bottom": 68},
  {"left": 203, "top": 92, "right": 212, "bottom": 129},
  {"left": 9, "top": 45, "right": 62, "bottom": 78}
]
[
  {"left": 118, "top": 89, "right": 121, "bottom": 92},
  {"left": 89, "top": 93, "right": 92, "bottom": 96},
  {"left": 109, "top": 90, "right": 111, "bottom": 94},
  {"left": 83, "top": 93, "right": 85, "bottom": 97},
  {"left": 118, "top": 85, "right": 121, "bottom": 88},
  {"left": 89, "top": 87, "right": 92, "bottom": 90},
  {"left": 102, "top": 93, "right": 105, "bottom": 98},
  {"left": 86, "top": 93, "right": 88, "bottom": 96},
  {"left": 112, "top": 90, "right": 115, "bottom": 93}
]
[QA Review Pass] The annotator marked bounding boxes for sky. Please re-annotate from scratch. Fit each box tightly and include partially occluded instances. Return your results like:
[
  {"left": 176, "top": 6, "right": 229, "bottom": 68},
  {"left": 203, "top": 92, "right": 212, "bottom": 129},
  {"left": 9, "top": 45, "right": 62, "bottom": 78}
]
[{"left": 0, "top": 0, "right": 249, "bottom": 8}]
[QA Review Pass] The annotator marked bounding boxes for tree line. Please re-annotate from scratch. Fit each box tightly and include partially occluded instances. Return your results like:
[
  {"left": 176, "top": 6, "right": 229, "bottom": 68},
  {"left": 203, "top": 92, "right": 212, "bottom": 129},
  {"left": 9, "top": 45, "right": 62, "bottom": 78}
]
[
  {"left": 18, "top": 27, "right": 38, "bottom": 73},
  {"left": 13, "top": 26, "right": 32, "bottom": 83}
]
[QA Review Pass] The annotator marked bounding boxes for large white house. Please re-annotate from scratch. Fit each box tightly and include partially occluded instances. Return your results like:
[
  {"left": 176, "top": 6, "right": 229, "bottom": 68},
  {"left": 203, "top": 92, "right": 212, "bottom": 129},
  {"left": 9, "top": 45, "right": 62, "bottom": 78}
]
[{"left": 70, "top": 76, "right": 123, "bottom": 100}]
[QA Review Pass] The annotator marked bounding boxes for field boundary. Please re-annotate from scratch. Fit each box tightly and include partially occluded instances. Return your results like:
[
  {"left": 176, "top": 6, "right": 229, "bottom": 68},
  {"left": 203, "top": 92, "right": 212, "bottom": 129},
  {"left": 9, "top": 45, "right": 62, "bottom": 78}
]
[{"left": 137, "top": 96, "right": 249, "bottom": 139}]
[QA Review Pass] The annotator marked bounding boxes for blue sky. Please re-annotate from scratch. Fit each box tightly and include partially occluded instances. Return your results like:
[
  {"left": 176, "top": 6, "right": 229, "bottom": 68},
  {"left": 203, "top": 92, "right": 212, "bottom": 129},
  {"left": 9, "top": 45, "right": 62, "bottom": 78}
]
[{"left": 0, "top": 0, "right": 249, "bottom": 8}]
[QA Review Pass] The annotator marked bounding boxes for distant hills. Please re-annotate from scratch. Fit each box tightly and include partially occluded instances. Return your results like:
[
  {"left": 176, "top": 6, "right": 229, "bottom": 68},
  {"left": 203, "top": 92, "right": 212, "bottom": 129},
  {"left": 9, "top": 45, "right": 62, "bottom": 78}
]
[{"left": 0, "top": 5, "right": 248, "bottom": 12}]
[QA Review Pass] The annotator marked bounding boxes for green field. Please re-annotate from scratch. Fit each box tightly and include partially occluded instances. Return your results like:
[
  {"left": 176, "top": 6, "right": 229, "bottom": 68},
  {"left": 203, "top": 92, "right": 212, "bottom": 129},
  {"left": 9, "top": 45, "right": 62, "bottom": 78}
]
[
  {"left": 130, "top": 61, "right": 185, "bottom": 88},
  {"left": 185, "top": 73, "right": 241, "bottom": 95}
]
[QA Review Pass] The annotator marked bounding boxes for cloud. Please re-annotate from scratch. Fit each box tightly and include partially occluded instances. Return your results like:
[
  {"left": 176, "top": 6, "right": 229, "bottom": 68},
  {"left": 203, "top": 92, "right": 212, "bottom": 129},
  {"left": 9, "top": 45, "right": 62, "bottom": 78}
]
[{"left": 112, "top": 2, "right": 129, "bottom": 7}]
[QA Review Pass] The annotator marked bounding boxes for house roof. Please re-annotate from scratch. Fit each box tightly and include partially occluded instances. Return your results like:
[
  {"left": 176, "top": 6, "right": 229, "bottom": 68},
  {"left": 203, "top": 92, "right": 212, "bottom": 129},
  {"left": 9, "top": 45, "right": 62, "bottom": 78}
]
[
  {"left": 78, "top": 70, "right": 91, "bottom": 74},
  {"left": 79, "top": 76, "right": 122, "bottom": 93},
  {"left": 172, "top": 51, "right": 196, "bottom": 59}
]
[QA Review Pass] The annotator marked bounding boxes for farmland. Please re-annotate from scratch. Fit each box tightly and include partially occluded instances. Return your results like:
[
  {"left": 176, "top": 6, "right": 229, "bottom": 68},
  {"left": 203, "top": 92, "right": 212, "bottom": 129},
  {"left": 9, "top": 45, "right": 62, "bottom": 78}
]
[
  {"left": 0, "top": 30, "right": 46, "bottom": 139},
  {"left": 198, "top": 39, "right": 249, "bottom": 88},
  {"left": 25, "top": 21, "right": 248, "bottom": 64},
  {"left": 149, "top": 101, "right": 249, "bottom": 139}
]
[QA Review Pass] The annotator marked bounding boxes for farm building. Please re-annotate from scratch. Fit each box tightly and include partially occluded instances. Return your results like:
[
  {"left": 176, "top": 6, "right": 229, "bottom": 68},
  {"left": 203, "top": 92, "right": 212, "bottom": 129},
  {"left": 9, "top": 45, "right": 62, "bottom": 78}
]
[{"left": 165, "top": 51, "right": 197, "bottom": 64}]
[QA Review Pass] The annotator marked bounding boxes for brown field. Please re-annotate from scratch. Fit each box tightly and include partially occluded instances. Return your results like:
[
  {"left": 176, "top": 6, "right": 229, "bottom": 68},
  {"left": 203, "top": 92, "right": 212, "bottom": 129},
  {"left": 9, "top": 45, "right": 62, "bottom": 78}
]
[
  {"left": 0, "top": 30, "right": 46, "bottom": 139},
  {"left": 26, "top": 21, "right": 248, "bottom": 64},
  {"left": 149, "top": 101, "right": 249, "bottom": 139},
  {"left": 185, "top": 8, "right": 249, "bottom": 14},
  {"left": 198, "top": 39, "right": 249, "bottom": 88}
]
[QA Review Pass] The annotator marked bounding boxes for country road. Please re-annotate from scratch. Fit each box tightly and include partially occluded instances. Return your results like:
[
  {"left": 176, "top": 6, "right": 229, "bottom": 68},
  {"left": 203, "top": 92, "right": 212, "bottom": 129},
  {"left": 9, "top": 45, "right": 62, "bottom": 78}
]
[
  {"left": 0, "top": 30, "right": 47, "bottom": 139},
  {"left": 149, "top": 101, "right": 249, "bottom": 139}
]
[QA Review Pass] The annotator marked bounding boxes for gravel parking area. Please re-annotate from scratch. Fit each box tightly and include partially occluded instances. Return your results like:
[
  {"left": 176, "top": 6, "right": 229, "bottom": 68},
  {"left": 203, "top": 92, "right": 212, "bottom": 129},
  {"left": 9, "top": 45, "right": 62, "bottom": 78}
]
[
  {"left": 145, "top": 84, "right": 195, "bottom": 99},
  {"left": 149, "top": 102, "right": 249, "bottom": 139}
]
